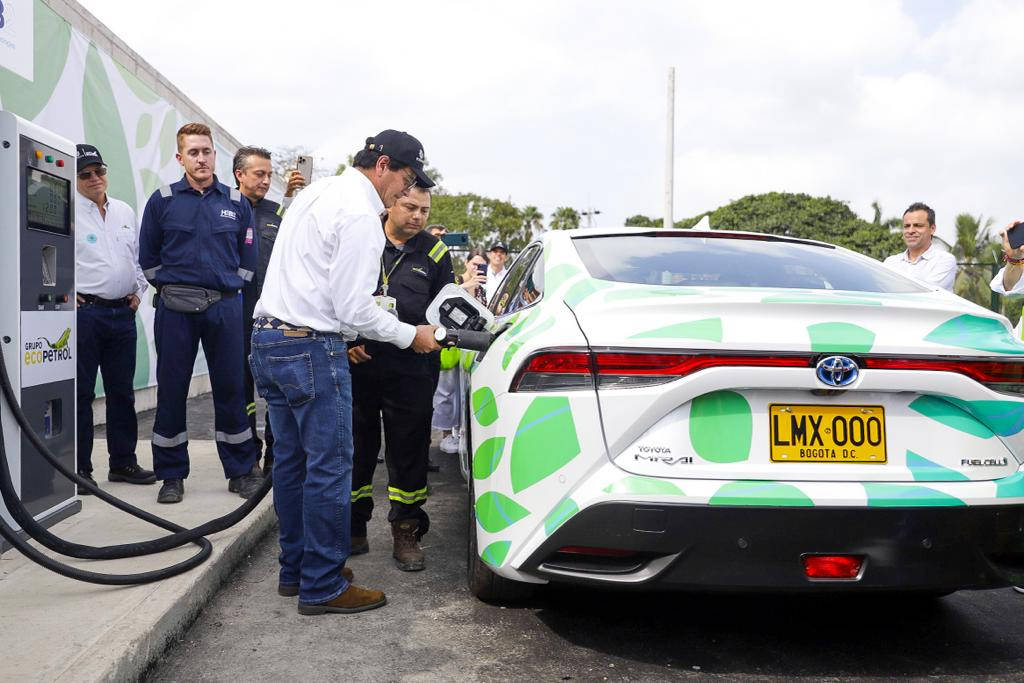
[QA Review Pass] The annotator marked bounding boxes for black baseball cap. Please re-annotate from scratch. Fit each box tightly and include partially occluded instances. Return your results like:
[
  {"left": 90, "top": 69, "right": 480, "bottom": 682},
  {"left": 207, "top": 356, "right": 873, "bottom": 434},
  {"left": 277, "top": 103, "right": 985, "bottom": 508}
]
[
  {"left": 489, "top": 242, "right": 508, "bottom": 252},
  {"left": 76, "top": 144, "right": 104, "bottom": 172},
  {"left": 364, "top": 130, "right": 434, "bottom": 188}
]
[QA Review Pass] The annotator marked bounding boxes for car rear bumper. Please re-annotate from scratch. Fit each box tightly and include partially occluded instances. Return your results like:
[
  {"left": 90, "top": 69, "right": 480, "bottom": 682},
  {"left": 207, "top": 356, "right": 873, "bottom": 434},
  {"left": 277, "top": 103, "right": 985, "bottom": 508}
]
[{"left": 522, "top": 502, "right": 1024, "bottom": 592}]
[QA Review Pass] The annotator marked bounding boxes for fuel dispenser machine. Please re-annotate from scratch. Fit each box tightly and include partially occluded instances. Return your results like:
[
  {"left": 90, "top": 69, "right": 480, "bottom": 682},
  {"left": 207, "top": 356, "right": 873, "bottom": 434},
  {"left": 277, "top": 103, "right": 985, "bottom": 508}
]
[{"left": 0, "top": 110, "right": 80, "bottom": 542}]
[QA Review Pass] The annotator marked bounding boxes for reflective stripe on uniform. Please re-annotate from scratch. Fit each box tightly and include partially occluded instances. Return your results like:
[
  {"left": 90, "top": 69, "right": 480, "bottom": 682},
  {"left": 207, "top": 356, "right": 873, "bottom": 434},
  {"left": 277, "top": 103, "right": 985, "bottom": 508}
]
[
  {"left": 427, "top": 241, "right": 448, "bottom": 263},
  {"left": 143, "top": 265, "right": 162, "bottom": 279},
  {"left": 230, "top": 188, "right": 242, "bottom": 203},
  {"left": 215, "top": 429, "right": 251, "bottom": 445},
  {"left": 351, "top": 484, "right": 373, "bottom": 502},
  {"left": 152, "top": 431, "right": 188, "bottom": 448},
  {"left": 237, "top": 268, "right": 255, "bottom": 282},
  {"left": 158, "top": 185, "right": 173, "bottom": 198},
  {"left": 387, "top": 485, "right": 428, "bottom": 504},
  {"left": 245, "top": 402, "right": 256, "bottom": 416}
]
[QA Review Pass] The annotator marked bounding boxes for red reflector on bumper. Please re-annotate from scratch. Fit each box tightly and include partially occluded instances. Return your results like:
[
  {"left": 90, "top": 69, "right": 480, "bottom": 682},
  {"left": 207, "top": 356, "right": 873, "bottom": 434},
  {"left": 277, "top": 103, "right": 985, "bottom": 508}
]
[{"left": 802, "top": 554, "right": 863, "bottom": 579}]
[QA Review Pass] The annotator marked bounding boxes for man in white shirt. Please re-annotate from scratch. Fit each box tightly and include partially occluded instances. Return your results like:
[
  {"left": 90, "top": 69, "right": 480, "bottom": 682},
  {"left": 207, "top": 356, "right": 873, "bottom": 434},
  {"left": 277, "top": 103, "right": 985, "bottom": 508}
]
[
  {"left": 483, "top": 241, "right": 510, "bottom": 303},
  {"left": 250, "top": 129, "right": 440, "bottom": 615},
  {"left": 989, "top": 221, "right": 1024, "bottom": 330},
  {"left": 883, "top": 202, "right": 957, "bottom": 291},
  {"left": 74, "top": 144, "right": 155, "bottom": 494}
]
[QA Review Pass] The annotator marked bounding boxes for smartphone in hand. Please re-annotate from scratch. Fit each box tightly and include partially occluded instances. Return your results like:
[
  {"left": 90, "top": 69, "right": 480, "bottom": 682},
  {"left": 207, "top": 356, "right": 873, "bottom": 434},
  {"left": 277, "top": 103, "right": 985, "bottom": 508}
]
[
  {"left": 476, "top": 262, "right": 488, "bottom": 277},
  {"left": 296, "top": 155, "right": 314, "bottom": 185},
  {"left": 1009, "top": 222, "right": 1024, "bottom": 250}
]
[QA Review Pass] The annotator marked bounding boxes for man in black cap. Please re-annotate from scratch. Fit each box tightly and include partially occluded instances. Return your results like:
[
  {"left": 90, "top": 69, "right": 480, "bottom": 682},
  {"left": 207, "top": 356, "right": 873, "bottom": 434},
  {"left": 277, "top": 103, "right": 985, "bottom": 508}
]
[
  {"left": 483, "top": 242, "right": 509, "bottom": 303},
  {"left": 250, "top": 129, "right": 440, "bottom": 615},
  {"left": 74, "top": 144, "right": 156, "bottom": 493}
]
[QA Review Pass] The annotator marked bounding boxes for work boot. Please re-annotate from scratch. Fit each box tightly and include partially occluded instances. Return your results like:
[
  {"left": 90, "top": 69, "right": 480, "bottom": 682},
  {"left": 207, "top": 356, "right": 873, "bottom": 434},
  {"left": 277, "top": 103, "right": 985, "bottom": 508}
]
[
  {"left": 297, "top": 583, "right": 387, "bottom": 615},
  {"left": 391, "top": 520, "right": 425, "bottom": 572},
  {"left": 157, "top": 479, "right": 184, "bottom": 504},
  {"left": 278, "top": 567, "right": 354, "bottom": 597},
  {"left": 76, "top": 471, "right": 97, "bottom": 496},
  {"left": 108, "top": 463, "right": 157, "bottom": 485},
  {"left": 350, "top": 536, "right": 369, "bottom": 555},
  {"left": 228, "top": 464, "right": 264, "bottom": 499}
]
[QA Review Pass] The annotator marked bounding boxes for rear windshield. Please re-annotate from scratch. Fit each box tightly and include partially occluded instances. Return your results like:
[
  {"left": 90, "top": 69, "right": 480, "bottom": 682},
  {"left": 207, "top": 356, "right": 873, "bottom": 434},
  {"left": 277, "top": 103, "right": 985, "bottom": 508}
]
[{"left": 572, "top": 233, "right": 929, "bottom": 293}]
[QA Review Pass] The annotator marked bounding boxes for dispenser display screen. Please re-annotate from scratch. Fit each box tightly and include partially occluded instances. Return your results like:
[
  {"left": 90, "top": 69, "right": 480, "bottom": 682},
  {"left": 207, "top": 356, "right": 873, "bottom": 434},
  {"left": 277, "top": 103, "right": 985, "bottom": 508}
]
[{"left": 26, "top": 168, "right": 70, "bottom": 235}]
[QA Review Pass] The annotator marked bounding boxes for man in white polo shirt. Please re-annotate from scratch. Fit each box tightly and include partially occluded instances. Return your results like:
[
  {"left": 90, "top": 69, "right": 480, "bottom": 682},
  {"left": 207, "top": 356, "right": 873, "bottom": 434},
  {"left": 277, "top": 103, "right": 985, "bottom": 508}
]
[
  {"left": 883, "top": 202, "right": 957, "bottom": 291},
  {"left": 74, "top": 144, "right": 155, "bottom": 494}
]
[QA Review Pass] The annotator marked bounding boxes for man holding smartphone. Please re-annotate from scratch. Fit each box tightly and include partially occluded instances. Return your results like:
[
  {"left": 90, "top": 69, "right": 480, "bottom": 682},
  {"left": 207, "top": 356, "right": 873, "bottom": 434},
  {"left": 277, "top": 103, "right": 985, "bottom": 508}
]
[{"left": 882, "top": 202, "right": 957, "bottom": 291}]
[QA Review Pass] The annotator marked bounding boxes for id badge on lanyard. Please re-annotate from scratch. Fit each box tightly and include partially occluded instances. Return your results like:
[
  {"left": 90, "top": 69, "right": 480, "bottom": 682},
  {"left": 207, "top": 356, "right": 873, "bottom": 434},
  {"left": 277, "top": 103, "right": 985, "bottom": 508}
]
[{"left": 377, "top": 252, "right": 404, "bottom": 317}]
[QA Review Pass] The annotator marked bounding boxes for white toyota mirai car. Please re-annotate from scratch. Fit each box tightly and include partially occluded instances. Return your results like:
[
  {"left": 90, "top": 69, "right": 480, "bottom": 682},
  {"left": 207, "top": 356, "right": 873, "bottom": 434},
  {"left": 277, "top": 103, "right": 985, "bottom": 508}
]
[{"left": 456, "top": 228, "right": 1024, "bottom": 602}]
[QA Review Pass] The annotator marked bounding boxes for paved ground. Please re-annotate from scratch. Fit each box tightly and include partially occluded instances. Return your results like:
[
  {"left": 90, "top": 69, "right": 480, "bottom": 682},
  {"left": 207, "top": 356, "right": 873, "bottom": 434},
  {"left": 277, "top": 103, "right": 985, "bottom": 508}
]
[{"left": 145, "top": 443, "right": 1024, "bottom": 683}]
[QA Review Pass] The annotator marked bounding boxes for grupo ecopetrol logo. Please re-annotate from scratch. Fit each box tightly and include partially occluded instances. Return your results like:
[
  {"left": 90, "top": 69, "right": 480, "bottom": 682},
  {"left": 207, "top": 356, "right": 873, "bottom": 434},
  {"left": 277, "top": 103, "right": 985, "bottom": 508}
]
[{"left": 24, "top": 328, "right": 72, "bottom": 366}]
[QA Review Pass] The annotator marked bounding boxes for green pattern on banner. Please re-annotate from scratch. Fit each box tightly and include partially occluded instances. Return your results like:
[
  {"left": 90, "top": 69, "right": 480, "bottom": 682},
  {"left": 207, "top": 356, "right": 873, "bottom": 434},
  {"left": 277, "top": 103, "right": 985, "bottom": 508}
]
[
  {"left": 502, "top": 318, "right": 555, "bottom": 370},
  {"left": 908, "top": 395, "right": 994, "bottom": 439},
  {"left": 631, "top": 317, "right": 722, "bottom": 342},
  {"left": 158, "top": 109, "right": 178, "bottom": 166},
  {"left": 709, "top": 481, "right": 814, "bottom": 506},
  {"left": 472, "top": 437, "right": 506, "bottom": 480},
  {"left": 471, "top": 387, "right": 498, "bottom": 426},
  {"left": 762, "top": 294, "right": 882, "bottom": 306},
  {"left": 544, "top": 497, "right": 579, "bottom": 535},
  {"left": 139, "top": 168, "right": 162, "bottom": 199},
  {"left": 0, "top": 0, "right": 72, "bottom": 119},
  {"left": 545, "top": 264, "right": 581, "bottom": 292},
  {"left": 605, "top": 287, "right": 699, "bottom": 302},
  {"left": 924, "top": 314, "right": 1024, "bottom": 354},
  {"left": 563, "top": 279, "right": 612, "bottom": 306},
  {"left": 863, "top": 483, "right": 966, "bottom": 507},
  {"left": 905, "top": 450, "right": 969, "bottom": 482},
  {"left": 135, "top": 113, "right": 152, "bottom": 148},
  {"left": 689, "top": 391, "right": 752, "bottom": 463},
  {"left": 134, "top": 315, "right": 150, "bottom": 389},
  {"left": 475, "top": 491, "right": 530, "bottom": 533},
  {"left": 807, "top": 322, "right": 875, "bottom": 353},
  {"left": 603, "top": 476, "right": 683, "bottom": 495},
  {"left": 113, "top": 61, "right": 160, "bottom": 104},
  {"left": 83, "top": 44, "right": 136, "bottom": 213},
  {"left": 942, "top": 397, "right": 1024, "bottom": 437},
  {"left": 510, "top": 397, "right": 581, "bottom": 493},
  {"left": 480, "top": 540, "right": 512, "bottom": 567},
  {"left": 996, "top": 472, "right": 1024, "bottom": 498}
]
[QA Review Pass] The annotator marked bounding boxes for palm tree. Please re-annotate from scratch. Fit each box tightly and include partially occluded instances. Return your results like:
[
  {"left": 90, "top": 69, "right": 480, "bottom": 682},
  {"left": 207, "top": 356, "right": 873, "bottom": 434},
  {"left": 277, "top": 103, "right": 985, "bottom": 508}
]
[
  {"left": 521, "top": 205, "right": 544, "bottom": 241},
  {"left": 549, "top": 207, "right": 580, "bottom": 231},
  {"left": 951, "top": 213, "right": 998, "bottom": 309}
]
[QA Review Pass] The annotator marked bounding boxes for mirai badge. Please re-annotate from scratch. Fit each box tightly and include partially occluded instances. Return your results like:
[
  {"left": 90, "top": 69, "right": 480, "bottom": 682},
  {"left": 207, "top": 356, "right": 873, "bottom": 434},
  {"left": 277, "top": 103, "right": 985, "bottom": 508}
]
[{"left": 815, "top": 355, "right": 859, "bottom": 387}]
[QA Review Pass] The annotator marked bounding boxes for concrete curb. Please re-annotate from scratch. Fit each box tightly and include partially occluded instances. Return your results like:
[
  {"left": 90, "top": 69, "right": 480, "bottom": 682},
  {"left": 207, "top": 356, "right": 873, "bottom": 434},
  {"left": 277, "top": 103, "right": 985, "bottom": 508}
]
[{"left": 79, "top": 502, "right": 276, "bottom": 683}]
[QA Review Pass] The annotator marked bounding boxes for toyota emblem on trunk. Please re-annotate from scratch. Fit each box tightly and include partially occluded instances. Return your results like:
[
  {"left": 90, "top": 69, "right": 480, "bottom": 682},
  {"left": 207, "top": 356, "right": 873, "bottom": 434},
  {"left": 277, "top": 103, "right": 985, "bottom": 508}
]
[{"left": 815, "top": 355, "right": 859, "bottom": 387}]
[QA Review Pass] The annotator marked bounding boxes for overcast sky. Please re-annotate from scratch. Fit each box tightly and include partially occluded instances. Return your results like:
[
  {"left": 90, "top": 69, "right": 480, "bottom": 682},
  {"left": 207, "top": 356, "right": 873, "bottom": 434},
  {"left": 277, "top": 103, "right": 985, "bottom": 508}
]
[{"left": 77, "top": 0, "right": 1024, "bottom": 244}]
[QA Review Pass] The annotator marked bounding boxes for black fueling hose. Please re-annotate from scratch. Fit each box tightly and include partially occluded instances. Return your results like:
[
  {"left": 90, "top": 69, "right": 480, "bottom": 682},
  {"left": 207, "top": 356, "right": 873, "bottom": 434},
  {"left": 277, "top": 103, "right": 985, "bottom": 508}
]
[{"left": 0, "top": 345, "right": 271, "bottom": 584}]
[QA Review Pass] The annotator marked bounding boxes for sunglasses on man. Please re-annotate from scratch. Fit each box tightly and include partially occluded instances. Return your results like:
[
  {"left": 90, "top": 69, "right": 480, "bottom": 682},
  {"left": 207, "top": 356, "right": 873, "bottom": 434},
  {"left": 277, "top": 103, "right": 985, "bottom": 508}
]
[{"left": 77, "top": 166, "right": 108, "bottom": 180}]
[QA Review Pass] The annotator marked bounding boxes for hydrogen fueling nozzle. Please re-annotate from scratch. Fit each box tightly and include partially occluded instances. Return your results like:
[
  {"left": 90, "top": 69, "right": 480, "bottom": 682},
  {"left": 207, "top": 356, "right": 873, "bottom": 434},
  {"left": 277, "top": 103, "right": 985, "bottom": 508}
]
[{"left": 433, "top": 327, "right": 493, "bottom": 352}]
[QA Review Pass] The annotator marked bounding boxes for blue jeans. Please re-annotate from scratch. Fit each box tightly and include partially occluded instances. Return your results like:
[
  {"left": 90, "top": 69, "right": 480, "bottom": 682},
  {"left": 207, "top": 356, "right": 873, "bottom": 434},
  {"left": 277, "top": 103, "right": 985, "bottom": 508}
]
[
  {"left": 76, "top": 303, "right": 139, "bottom": 474},
  {"left": 249, "top": 328, "right": 352, "bottom": 604}
]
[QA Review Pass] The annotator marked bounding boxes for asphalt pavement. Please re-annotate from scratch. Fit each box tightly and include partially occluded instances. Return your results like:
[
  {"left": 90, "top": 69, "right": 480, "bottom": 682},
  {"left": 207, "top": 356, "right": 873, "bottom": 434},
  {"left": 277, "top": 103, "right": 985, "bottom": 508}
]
[{"left": 143, "top": 438, "right": 1024, "bottom": 683}]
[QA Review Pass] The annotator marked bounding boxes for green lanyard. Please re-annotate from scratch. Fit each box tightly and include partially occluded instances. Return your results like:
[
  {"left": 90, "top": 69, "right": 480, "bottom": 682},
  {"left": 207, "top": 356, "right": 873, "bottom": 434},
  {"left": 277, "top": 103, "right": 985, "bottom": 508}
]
[{"left": 380, "top": 252, "right": 405, "bottom": 296}]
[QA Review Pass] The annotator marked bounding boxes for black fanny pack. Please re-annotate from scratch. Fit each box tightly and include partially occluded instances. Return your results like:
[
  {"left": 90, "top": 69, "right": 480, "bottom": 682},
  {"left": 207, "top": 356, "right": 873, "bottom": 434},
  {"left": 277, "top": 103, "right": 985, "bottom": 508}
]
[{"left": 158, "top": 285, "right": 231, "bottom": 313}]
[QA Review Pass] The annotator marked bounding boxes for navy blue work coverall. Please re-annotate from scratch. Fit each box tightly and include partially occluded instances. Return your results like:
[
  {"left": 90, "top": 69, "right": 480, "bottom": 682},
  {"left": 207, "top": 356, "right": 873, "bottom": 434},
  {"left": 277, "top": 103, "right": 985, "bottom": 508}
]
[
  {"left": 241, "top": 197, "right": 283, "bottom": 466},
  {"left": 138, "top": 176, "right": 260, "bottom": 481}
]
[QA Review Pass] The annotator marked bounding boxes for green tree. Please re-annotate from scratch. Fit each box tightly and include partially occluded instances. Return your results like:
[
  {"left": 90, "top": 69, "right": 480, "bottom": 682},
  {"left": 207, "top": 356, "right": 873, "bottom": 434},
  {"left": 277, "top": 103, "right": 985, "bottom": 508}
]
[
  {"left": 951, "top": 212, "right": 1002, "bottom": 311},
  {"left": 674, "top": 192, "right": 905, "bottom": 260},
  {"left": 624, "top": 214, "right": 662, "bottom": 227},
  {"left": 521, "top": 205, "right": 545, "bottom": 242},
  {"left": 428, "top": 193, "right": 529, "bottom": 250},
  {"left": 549, "top": 206, "right": 581, "bottom": 231}
]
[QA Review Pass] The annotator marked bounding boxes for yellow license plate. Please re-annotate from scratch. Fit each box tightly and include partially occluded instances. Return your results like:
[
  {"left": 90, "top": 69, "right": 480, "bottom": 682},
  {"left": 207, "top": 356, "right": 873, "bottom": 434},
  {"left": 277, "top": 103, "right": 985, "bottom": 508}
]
[{"left": 769, "top": 404, "right": 886, "bottom": 463}]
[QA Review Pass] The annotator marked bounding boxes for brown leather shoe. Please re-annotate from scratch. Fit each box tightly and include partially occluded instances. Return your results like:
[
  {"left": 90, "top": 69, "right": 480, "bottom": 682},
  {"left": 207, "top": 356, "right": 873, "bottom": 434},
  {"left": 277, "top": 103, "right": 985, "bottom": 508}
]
[
  {"left": 278, "top": 567, "right": 354, "bottom": 597},
  {"left": 297, "top": 583, "right": 387, "bottom": 615},
  {"left": 391, "top": 520, "right": 425, "bottom": 572}
]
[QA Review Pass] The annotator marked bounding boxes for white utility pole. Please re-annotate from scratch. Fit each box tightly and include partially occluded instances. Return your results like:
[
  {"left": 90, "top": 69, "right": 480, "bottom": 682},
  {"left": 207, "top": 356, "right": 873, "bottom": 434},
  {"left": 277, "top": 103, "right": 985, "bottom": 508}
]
[{"left": 664, "top": 66, "right": 675, "bottom": 229}]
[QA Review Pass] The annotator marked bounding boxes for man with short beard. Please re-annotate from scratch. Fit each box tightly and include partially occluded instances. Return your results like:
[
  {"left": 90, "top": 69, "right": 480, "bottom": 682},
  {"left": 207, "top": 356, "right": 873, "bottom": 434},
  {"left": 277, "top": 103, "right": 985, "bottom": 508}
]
[
  {"left": 139, "top": 123, "right": 262, "bottom": 505},
  {"left": 883, "top": 202, "right": 956, "bottom": 290}
]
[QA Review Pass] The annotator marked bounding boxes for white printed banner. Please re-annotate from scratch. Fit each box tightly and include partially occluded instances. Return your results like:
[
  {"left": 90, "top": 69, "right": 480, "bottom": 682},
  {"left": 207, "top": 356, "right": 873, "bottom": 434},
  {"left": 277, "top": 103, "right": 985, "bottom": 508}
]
[{"left": 0, "top": 0, "right": 33, "bottom": 80}]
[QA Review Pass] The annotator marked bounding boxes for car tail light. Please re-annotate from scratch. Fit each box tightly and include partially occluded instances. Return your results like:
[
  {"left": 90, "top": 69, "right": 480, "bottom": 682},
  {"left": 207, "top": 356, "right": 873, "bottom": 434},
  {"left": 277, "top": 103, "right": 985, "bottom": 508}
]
[
  {"left": 510, "top": 351, "right": 808, "bottom": 392},
  {"left": 802, "top": 554, "right": 863, "bottom": 579},
  {"left": 864, "top": 357, "right": 1024, "bottom": 394}
]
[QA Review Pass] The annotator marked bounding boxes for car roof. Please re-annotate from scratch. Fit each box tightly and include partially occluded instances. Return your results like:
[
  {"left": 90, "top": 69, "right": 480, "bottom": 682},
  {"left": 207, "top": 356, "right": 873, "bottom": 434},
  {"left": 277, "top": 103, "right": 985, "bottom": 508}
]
[{"left": 549, "top": 227, "right": 835, "bottom": 250}]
